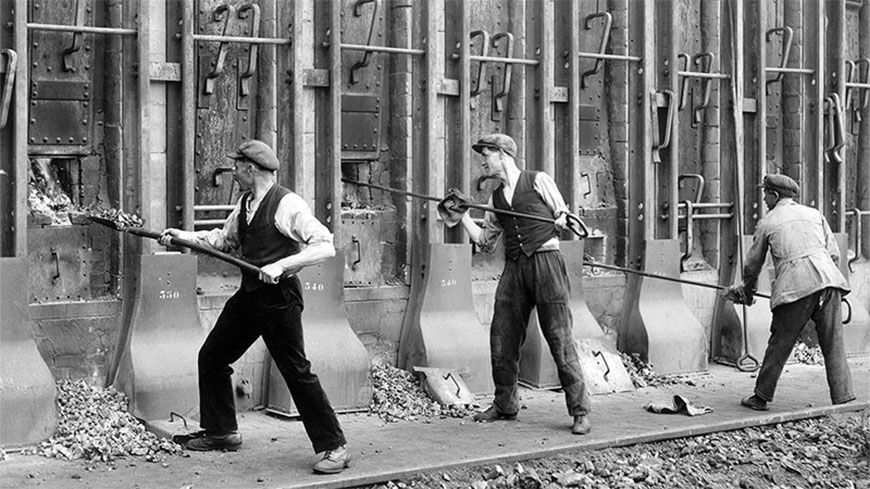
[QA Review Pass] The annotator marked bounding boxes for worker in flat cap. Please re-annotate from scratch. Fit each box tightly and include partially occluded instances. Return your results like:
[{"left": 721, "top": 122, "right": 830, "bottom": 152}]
[
  {"left": 438, "top": 133, "right": 593, "bottom": 435},
  {"left": 721, "top": 173, "right": 854, "bottom": 411},
  {"left": 159, "top": 139, "right": 350, "bottom": 474}
]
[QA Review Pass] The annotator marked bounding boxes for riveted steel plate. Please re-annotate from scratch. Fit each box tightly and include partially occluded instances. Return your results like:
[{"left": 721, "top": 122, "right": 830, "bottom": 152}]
[
  {"left": 341, "top": 218, "right": 381, "bottom": 286},
  {"left": 30, "top": 100, "right": 89, "bottom": 145},
  {"left": 341, "top": 94, "right": 381, "bottom": 159},
  {"left": 31, "top": 80, "right": 89, "bottom": 100}
]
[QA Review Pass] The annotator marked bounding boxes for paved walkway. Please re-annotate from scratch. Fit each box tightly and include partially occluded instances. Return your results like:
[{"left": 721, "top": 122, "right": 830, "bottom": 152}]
[{"left": 1, "top": 358, "right": 868, "bottom": 489}]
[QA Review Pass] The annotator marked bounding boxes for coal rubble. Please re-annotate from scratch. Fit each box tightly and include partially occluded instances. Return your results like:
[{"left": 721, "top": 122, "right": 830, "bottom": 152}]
[
  {"left": 24, "top": 380, "right": 182, "bottom": 463},
  {"left": 619, "top": 353, "right": 704, "bottom": 389},
  {"left": 369, "top": 365, "right": 475, "bottom": 423},
  {"left": 367, "top": 410, "right": 870, "bottom": 489}
]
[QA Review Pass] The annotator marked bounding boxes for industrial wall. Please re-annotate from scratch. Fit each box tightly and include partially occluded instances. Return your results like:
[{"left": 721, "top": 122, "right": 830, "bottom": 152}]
[{"left": 1, "top": 0, "right": 868, "bottom": 417}]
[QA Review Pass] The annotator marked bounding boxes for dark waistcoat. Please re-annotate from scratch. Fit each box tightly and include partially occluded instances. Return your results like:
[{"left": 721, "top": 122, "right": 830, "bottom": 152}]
[
  {"left": 492, "top": 171, "right": 558, "bottom": 261},
  {"left": 239, "top": 185, "right": 300, "bottom": 291}
]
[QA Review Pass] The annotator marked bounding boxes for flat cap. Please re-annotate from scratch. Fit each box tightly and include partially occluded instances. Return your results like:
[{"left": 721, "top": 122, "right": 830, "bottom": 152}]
[
  {"left": 758, "top": 174, "right": 799, "bottom": 198},
  {"left": 228, "top": 139, "right": 279, "bottom": 171},
  {"left": 472, "top": 133, "right": 517, "bottom": 159}
]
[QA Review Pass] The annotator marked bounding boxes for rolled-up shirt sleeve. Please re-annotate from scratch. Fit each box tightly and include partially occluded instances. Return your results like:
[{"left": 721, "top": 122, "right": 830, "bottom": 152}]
[
  {"left": 184, "top": 200, "right": 242, "bottom": 253},
  {"left": 534, "top": 172, "right": 571, "bottom": 217},
  {"left": 274, "top": 193, "right": 335, "bottom": 247}
]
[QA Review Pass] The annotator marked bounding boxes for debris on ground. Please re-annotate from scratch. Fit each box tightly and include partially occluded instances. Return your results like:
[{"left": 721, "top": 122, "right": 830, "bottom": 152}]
[
  {"left": 22, "top": 380, "right": 182, "bottom": 463},
  {"left": 365, "top": 410, "right": 870, "bottom": 489},
  {"left": 369, "top": 365, "right": 475, "bottom": 423},
  {"left": 619, "top": 352, "right": 705, "bottom": 389},
  {"left": 790, "top": 342, "right": 824, "bottom": 366}
]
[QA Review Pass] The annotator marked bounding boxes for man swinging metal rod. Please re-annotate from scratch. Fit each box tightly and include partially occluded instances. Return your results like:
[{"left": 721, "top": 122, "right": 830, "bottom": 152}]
[
  {"left": 343, "top": 177, "right": 770, "bottom": 297},
  {"left": 344, "top": 177, "right": 852, "bottom": 321},
  {"left": 341, "top": 178, "right": 590, "bottom": 239}
]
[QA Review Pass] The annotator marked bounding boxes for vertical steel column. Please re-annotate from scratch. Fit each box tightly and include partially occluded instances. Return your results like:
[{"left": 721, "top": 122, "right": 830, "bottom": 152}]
[
  {"left": 325, "top": 0, "right": 341, "bottom": 237},
  {"left": 290, "top": 1, "right": 313, "bottom": 197},
  {"left": 568, "top": 1, "right": 581, "bottom": 207},
  {"left": 507, "top": 0, "right": 526, "bottom": 165},
  {"left": 256, "top": 0, "right": 277, "bottom": 150},
  {"left": 423, "top": 0, "right": 442, "bottom": 242},
  {"left": 181, "top": 0, "right": 194, "bottom": 232},
  {"left": 754, "top": 0, "right": 767, "bottom": 221},
  {"left": 827, "top": 0, "right": 846, "bottom": 232},
  {"left": 861, "top": 0, "right": 870, "bottom": 258},
  {"left": 533, "top": 0, "right": 553, "bottom": 175},
  {"left": 459, "top": 1, "right": 470, "bottom": 197},
  {"left": 137, "top": 0, "right": 151, "bottom": 250},
  {"left": 662, "top": 0, "right": 678, "bottom": 238},
  {"left": 807, "top": 0, "right": 825, "bottom": 208},
  {"left": 12, "top": 0, "right": 26, "bottom": 256}
]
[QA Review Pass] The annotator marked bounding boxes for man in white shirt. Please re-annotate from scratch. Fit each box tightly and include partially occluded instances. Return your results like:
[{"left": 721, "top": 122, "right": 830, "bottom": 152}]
[{"left": 159, "top": 140, "right": 349, "bottom": 474}]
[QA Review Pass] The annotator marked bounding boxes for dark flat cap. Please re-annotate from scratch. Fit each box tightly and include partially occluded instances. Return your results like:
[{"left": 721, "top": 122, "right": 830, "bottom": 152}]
[
  {"left": 228, "top": 139, "right": 279, "bottom": 171},
  {"left": 472, "top": 133, "right": 517, "bottom": 159},
  {"left": 758, "top": 174, "right": 799, "bottom": 198}
]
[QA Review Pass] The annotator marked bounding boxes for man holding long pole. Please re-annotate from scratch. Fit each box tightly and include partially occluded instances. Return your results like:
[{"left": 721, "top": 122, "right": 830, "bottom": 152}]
[
  {"left": 438, "top": 133, "right": 592, "bottom": 435},
  {"left": 721, "top": 174, "right": 855, "bottom": 411}
]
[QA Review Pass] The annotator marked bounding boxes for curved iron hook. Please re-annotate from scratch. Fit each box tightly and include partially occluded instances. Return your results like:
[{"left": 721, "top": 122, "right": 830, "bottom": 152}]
[
  {"left": 677, "top": 53, "right": 690, "bottom": 110},
  {"left": 349, "top": 0, "right": 379, "bottom": 85},
  {"left": 204, "top": 5, "right": 235, "bottom": 95},
  {"left": 63, "top": 0, "right": 87, "bottom": 72},
  {"left": 491, "top": 32, "right": 514, "bottom": 118},
  {"left": 765, "top": 26, "right": 793, "bottom": 91},
  {"left": 238, "top": 4, "right": 261, "bottom": 97},
  {"left": 469, "top": 30, "right": 491, "bottom": 97},
  {"left": 0, "top": 49, "right": 18, "bottom": 129},
  {"left": 692, "top": 52, "right": 714, "bottom": 126},
  {"left": 580, "top": 12, "right": 613, "bottom": 89}
]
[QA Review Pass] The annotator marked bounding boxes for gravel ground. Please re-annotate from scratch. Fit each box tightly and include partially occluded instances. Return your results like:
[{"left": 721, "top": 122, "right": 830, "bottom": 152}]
[{"left": 365, "top": 410, "right": 870, "bottom": 489}]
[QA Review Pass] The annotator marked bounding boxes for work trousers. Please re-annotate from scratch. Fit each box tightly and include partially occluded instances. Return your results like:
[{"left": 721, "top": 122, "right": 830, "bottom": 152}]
[
  {"left": 754, "top": 287, "right": 855, "bottom": 405},
  {"left": 491, "top": 250, "right": 591, "bottom": 416},
  {"left": 198, "top": 277, "right": 346, "bottom": 453}
]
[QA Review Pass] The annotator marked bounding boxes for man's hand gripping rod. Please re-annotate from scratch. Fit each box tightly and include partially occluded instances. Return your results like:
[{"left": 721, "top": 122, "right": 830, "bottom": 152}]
[{"left": 342, "top": 178, "right": 590, "bottom": 239}]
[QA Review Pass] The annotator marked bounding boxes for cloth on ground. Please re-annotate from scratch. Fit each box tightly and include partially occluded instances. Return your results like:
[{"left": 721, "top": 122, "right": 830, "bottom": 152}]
[{"left": 644, "top": 395, "right": 713, "bottom": 416}]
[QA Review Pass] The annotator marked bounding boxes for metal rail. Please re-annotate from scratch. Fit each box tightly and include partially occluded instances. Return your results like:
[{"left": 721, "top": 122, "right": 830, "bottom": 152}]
[{"left": 26, "top": 23, "right": 137, "bottom": 36}]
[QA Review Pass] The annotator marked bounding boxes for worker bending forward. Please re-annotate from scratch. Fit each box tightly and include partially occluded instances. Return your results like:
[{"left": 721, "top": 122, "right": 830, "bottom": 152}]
[
  {"left": 722, "top": 174, "right": 855, "bottom": 411},
  {"left": 440, "top": 133, "right": 592, "bottom": 435},
  {"left": 159, "top": 140, "right": 349, "bottom": 474}
]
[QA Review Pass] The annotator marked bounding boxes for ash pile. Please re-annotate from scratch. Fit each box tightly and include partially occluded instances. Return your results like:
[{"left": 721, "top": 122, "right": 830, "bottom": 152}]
[
  {"left": 369, "top": 364, "right": 477, "bottom": 422},
  {"left": 20, "top": 380, "right": 181, "bottom": 463}
]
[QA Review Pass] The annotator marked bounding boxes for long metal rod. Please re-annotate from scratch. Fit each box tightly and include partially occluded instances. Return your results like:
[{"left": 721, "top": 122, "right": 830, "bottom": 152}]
[
  {"left": 341, "top": 178, "right": 588, "bottom": 235},
  {"left": 341, "top": 43, "right": 425, "bottom": 55},
  {"left": 192, "top": 33, "right": 292, "bottom": 45},
  {"left": 583, "top": 261, "right": 771, "bottom": 299},
  {"left": 578, "top": 51, "right": 642, "bottom": 62},
  {"left": 26, "top": 23, "right": 137, "bottom": 35},
  {"left": 677, "top": 70, "right": 731, "bottom": 80}
]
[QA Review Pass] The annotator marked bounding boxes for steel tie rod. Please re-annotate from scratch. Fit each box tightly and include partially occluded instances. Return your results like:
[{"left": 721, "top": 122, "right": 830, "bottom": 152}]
[{"left": 341, "top": 178, "right": 589, "bottom": 238}]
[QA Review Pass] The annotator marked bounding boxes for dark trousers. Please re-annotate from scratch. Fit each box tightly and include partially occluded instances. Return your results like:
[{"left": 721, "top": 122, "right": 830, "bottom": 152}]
[
  {"left": 755, "top": 287, "right": 855, "bottom": 404},
  {"left": 491, "top": 250, "right": 591, "bottom": 416},
  {"left": 198, "top": 277, "right": 346, "bottom": 453}
]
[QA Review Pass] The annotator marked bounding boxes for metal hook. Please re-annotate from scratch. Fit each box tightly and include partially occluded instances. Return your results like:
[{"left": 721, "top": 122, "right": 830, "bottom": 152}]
[
  {"left": 580, "top": 12, "right": 613, "bottom": 89},
  {"left": 491, "top": 32, "right": 514, "bottom": 121},
  {"left": 349, "top": 0, "right": 379, "bottom": 85},
  {"left": 204, "top": 5, "right": 235, "bottom": 95},
  {"left": 765, "top": 26, "right": 793, "bottom": 92},
  {"left": 677, "top": 53, "right": 690, "bottom": 110},
  {"left": 469, "top": 30, "right": 491, "bottom": 97},
  {"left": 0, "top": 49, "right": 18, "bottom": 129},
  {"left": 237, "top": 4, "right": 261, "bottom": 97},
  {"left": 692, "top": 53, "right": 714, "bottom": 127},
  {"left": 63, "top": 0, "right": 87, "bottom": 72}
]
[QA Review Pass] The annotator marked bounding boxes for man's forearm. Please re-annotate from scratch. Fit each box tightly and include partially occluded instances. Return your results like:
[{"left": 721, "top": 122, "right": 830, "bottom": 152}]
[{"left": 272, "top": 241, "right": 336, "bottom": 274}]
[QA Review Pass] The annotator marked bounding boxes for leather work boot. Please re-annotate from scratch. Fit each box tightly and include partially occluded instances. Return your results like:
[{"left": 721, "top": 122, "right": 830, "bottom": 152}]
[
  {"left": 472, "top": 405, "right": 518, "bottom": 422},
  {"left": 740, "top": 394, "right": 769, "bottom": 411},
  {"left": 312, "top": 445, "right": 350, "bottom": 474},
  {"left": 183, "top": 430, "right": 242, "bottom": 451},
  {"left": 572, "top": 415, "right": 591, "bottom": 435}
]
